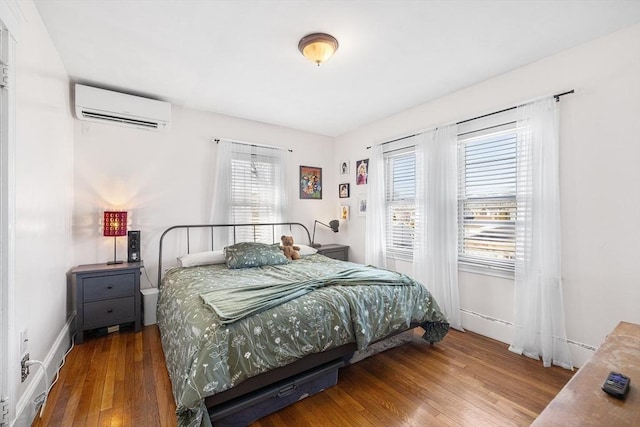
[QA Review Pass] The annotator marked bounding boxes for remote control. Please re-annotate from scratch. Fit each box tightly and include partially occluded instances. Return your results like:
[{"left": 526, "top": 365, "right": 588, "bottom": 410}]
[{"left": 602, "top": 371, "right": 630, "bottom": 399}]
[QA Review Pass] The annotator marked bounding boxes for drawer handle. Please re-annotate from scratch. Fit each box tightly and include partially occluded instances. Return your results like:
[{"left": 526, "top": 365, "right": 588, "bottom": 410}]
[
  {"left": 107, "top": 285, "right": 113, "bottom": 289},
  {"left": 276, "top": 384, "right": 298, "bottom": 398},
  {"left": 107, "top": 309, "right": 113, "bottom": 313}
]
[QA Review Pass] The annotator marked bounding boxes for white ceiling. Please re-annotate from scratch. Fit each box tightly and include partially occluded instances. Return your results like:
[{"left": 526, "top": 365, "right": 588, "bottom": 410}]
[{"left": 34, "top": 0, "right": 640, "bottom": 137}]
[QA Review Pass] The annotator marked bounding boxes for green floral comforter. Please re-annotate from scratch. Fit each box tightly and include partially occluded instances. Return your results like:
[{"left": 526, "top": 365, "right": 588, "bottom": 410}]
[{"left": 157, "top": 255, "right": 449, "bottom": 427}]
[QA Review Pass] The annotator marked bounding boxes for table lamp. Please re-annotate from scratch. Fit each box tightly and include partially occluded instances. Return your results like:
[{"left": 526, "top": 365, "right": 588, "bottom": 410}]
[
  {"left": 311, "top": 219, "right": 339, "bottom": 248},
  {"left": 103, "top": 211, "right": 127, "bottom": 264}
]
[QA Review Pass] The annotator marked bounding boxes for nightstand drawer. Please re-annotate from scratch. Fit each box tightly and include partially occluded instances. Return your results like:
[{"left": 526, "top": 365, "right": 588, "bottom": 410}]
[
  {"left": 83, "top": 273, "right": 135, "bottom": 301},
  {"left": 320, "top": 249, "right": 347, "bottom": 260},
  {"left": 83, "top": 296, "right": 135, "bottom": 328},
  {"left": 316, "top": 244, "right": 349, "bottom": 261}
]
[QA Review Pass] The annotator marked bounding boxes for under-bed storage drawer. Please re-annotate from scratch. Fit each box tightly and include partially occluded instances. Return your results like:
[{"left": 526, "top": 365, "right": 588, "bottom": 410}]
[{"left": 209, "top": 360, "right": 343, "bottom": 427}]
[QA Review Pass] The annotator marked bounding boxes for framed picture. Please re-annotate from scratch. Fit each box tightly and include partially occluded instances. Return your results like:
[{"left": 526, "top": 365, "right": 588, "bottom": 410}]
[
  {"left": 339, "top": 160, "right": 350, "bottom": 176},
  {"left": 356, "top": 159, "right": 369, "bottom": 185},
  {"left": 358, "top": 196, "right": 367, "bottom": 216},
  {"left": 339, "top": 183, "right": 350, "bottom": 198},
  {"left": 340, "top": 205, "right": 350, "bottom": 220},
  {"left": 299, "top": 165, "right": 322, "bottom": 199}
]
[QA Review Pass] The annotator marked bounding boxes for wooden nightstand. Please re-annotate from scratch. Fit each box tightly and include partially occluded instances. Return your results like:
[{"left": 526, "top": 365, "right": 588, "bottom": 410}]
[
  {"left": 70, "top": 261, "right": 143, "bottom": 343},
  {"left": 316, "top": 244, "right": 349, "bottom": 261}
]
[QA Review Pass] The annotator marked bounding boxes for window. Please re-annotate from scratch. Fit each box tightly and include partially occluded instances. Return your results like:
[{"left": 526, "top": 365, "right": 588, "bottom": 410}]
[
  {"left": 458, "top": 123, "right": 517, "bottom": 272},
  {"left": 228, "top": 144, "right": 286, "bottom": 243},
  {"left": 384, "top": 147, "right": 416, "bottom": 258}
]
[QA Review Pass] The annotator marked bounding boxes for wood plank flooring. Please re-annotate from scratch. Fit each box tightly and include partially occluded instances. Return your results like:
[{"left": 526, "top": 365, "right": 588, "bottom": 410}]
[{"left": 33, "top": 326, "right": 574, "bottom": 426}]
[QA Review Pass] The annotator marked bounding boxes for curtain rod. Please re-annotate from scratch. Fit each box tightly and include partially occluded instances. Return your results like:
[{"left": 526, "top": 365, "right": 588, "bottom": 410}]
[
  {"left": 214, "top": 138, "right": 293, "bottom": 153},
  {"left": 367, "top": 89, "right": 574, "bottom": 149}
]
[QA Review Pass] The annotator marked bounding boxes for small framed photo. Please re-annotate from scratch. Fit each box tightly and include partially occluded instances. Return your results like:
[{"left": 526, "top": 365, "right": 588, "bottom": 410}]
[
  {"left": 300, "top": 165, "right": 322, "bottom": 199},
  {"left": 339, "top": 183, "right": 350, "bottom": 198},
  {"left": 358, "top": 196, "right": 367, "bottom": 216},
  {"left": 339, "top": 160, "right": 350, "bottom": 176},
  {"left": 340, "top": 205, "right": 350, "bottom": 220},
  {"left": 356, "top": 159, "right": 369, "bottom": 185}
]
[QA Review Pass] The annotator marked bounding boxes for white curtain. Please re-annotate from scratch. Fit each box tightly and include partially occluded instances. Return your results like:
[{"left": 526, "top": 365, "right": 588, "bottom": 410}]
[
  {"left": 509, "top": 98, "right": 572, "bottom": 369},
  {"left": 211, "top": 140, "right": 233, "bottom": 225},
  {"left": 413, "top": 125, "right": 462, "bottom": 331},
  {"left": 210, "top": 140, "right": 288, "bottom": 245},
  {"left": 365, "top": 143, "right": 387, "bottom": 268}
]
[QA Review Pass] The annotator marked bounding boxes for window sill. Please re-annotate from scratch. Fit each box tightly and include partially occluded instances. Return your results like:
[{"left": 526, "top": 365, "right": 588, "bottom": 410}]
[
  {"left": 458, "top": 262, "right": 514, "bottom": 280},
  {"left": 384, "top": 253, "right": 515, "bottom": 280},
  {"left": 385, "top": 252, "right": 413, "bottom": 262}
]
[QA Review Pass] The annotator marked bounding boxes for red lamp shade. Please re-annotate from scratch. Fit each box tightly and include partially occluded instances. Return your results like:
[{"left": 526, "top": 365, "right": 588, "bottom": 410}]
[
  {"left": 103, "top": 211, "right": 127, "bottom": 237},
  {"left": 103, "top": 211, "right": 128, "bottom": 265}
]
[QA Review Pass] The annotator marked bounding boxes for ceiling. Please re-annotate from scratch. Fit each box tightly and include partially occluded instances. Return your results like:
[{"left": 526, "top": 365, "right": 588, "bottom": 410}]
[{"left": 34, "top": 1, "right": 640, "bottom": 137}]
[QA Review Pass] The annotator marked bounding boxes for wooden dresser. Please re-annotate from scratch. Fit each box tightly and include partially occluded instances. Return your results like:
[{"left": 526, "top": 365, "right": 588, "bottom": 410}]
[{"left": 533, "top": 321, "right": 639, "bottom": 426}]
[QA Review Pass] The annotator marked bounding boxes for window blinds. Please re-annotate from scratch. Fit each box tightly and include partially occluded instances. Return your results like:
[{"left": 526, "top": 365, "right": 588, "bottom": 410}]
[
  {"left": 458, "top": 125, "right": 517, "bottom": 271},
  {"left": 228, "top": 145, "right": 286, "bottom": 243},
  {"left": 384, "top": 147, "right": 416, "bottom": 257}
]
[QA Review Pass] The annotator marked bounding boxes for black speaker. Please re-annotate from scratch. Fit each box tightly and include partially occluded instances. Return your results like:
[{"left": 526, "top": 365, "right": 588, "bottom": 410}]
[{"left": 127, "top": 230, "right": 141, "bottom": 262}]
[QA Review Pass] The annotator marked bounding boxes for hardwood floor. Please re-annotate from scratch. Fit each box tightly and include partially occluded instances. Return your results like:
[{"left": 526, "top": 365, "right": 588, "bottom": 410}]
[
  {"left": 33, "top": 326, "right": 574, "bottom": 427},
  {"left": 33, "top": 326, "right": 175, "bottom": 427}
]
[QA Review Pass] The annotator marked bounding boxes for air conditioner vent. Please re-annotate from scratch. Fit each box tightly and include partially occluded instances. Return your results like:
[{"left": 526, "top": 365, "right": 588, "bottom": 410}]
[{"left": 80, "top": 111, "right": 159, "bottom": 129}]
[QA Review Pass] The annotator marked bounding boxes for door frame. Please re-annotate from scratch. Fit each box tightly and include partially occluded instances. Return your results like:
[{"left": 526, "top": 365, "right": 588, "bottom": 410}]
[{"left": 0, "top": 1, "right": 21, "bottom": 420}]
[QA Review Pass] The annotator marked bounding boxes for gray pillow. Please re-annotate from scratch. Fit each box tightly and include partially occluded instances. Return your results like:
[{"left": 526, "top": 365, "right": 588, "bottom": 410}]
[{"left": 224, "top": 242, "right": 289, "bottom": 269}]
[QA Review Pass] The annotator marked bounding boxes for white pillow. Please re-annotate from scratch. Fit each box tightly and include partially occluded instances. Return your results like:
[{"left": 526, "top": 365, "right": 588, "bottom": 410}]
[
  {"left": 177, "top": 250, "right": 226, "bottom": 267},
  {"left": 296, "top": 244, "right": 318, "bottom": 256}
]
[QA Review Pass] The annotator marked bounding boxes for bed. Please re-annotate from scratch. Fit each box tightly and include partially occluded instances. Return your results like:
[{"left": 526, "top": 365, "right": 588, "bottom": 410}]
[{"left": 156, "top": 223, "right": 449, "bottom": 427}]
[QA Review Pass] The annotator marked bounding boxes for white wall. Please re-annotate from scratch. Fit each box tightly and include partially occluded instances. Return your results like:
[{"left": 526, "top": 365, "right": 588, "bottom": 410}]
[
  {"left": 73, "top": 106, "right": 336, "bottom": 287},
  {"left": 334, "top": 24, "right": 640, "bottom": 367},
  {"left": 12, "top": 0, "right": 74, "bottom": 424}
]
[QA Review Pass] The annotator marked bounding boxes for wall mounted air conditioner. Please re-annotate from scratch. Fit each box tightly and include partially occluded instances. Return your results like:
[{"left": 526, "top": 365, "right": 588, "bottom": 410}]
[{"left": 74, "top": 84, "right": 171, "bottom": 131}]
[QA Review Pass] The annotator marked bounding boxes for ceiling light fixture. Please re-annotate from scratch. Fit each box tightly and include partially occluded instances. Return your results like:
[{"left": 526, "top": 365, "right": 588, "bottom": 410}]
[{"left": 298, "top": 33, "right": 339, "bottom": 66}]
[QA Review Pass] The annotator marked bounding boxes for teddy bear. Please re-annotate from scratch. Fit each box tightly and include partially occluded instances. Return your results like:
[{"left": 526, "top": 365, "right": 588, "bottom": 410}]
[{"left": 280, "top": 235, "right": 301, "bottom": 260}]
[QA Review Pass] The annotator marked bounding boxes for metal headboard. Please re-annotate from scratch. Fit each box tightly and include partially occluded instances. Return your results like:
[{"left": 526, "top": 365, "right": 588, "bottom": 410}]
[{"left": 157, "top": 222, "right": 312, "bottom": 287}]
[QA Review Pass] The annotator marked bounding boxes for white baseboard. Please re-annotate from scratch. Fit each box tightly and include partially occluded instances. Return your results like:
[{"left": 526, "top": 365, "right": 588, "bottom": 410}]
[
  {"left": 460, "top": 309, "right": 594, "bottom": 368},
  {"left": 566, "top": 339, "right": 596, "bottom": 368},
  {"left": 13, "top": 316, "right": 74, "bottom": 427},
  {"left": 460, "top": 309, "right": 513, "bottom": 345}
]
